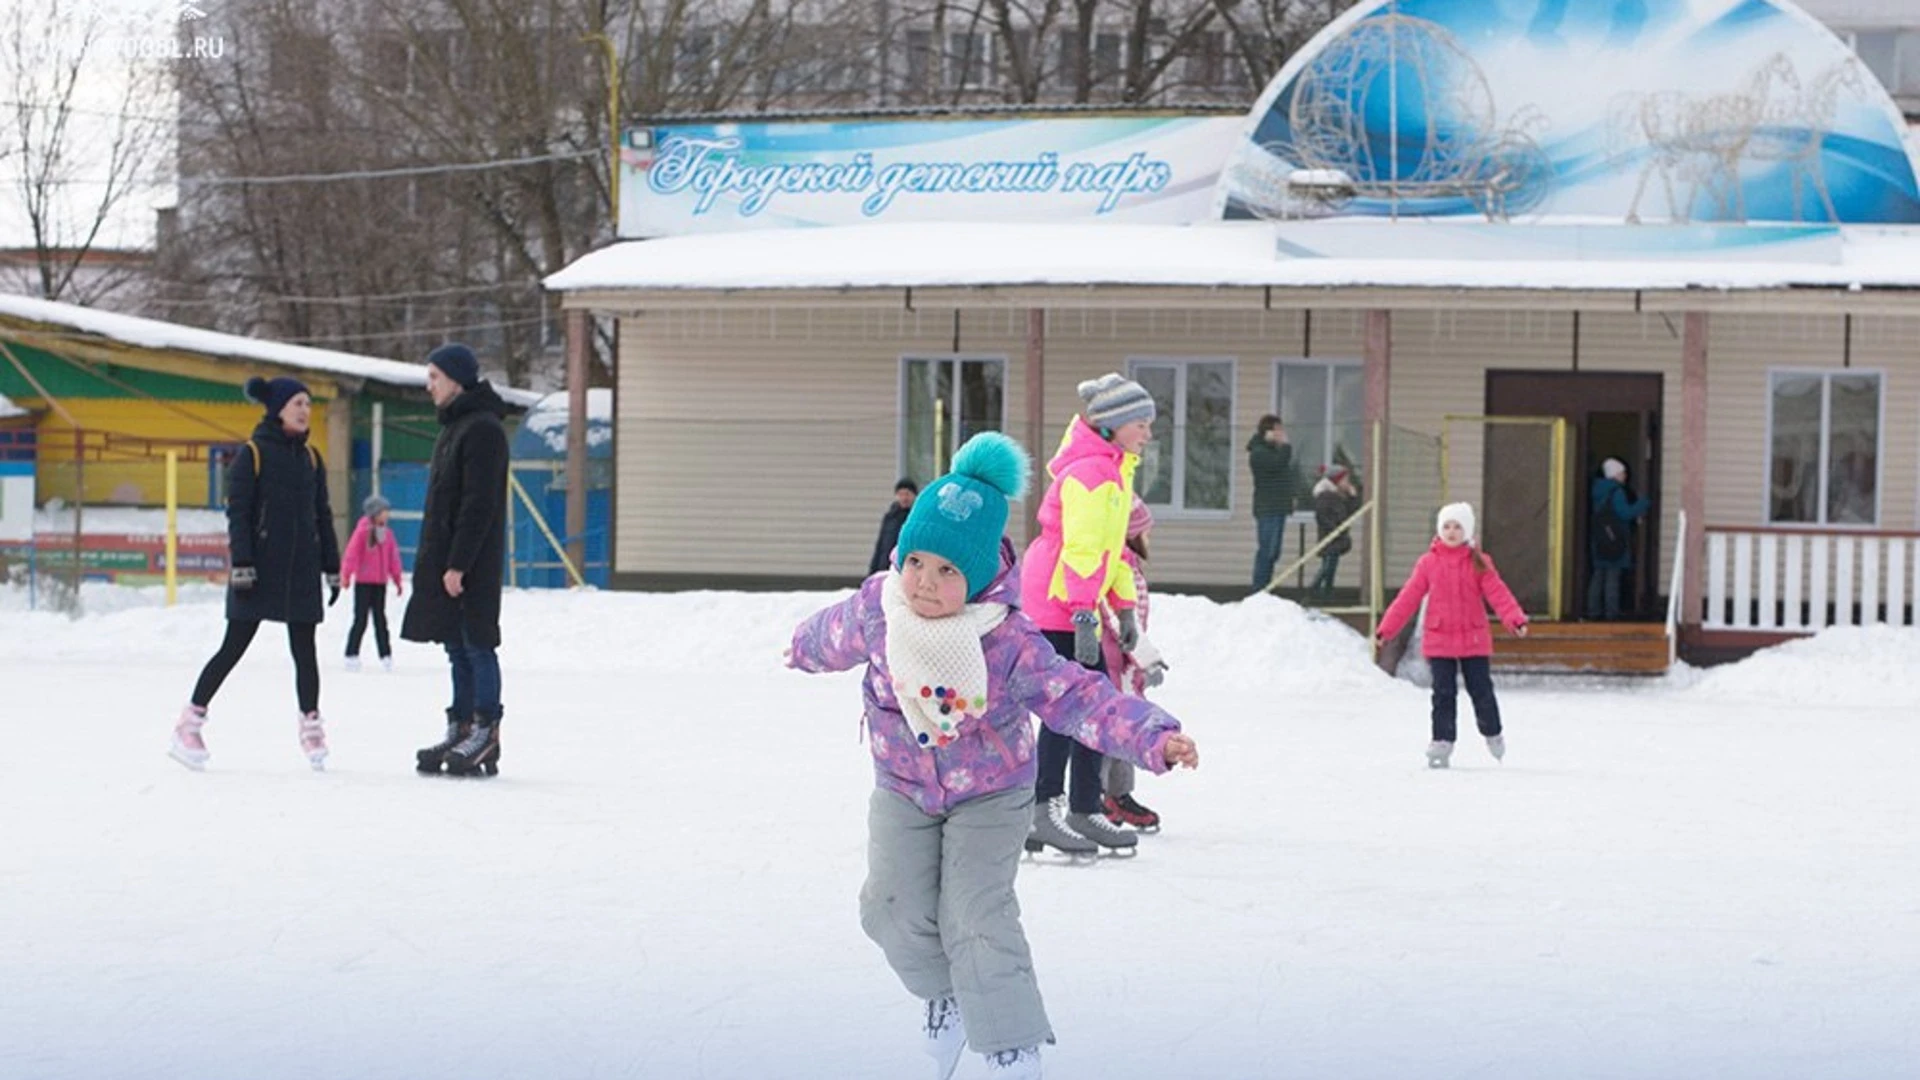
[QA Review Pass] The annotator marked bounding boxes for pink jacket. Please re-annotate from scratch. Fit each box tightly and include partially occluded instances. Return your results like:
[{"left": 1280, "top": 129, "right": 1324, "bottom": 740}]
[
  {"left": 1377, "top": 539, "right": 1527, "bottom": 658},
  {"left": 1019, "top": 417, "right": 1140, "bottom": 633},
  {"left": 340, "top": 515, "right": 404, "bottom": 589}
]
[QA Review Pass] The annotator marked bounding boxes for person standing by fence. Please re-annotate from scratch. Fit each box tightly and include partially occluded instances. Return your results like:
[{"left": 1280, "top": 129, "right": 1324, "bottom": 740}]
[
  {"left": 1248, "top": 415, "right": 1297, "bottom": 591},
  {"left": 342, "top": 494, "right": 404, "bottom": 671}
]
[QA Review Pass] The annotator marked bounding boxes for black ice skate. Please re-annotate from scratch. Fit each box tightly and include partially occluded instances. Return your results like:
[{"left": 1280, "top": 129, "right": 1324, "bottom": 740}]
[
  {"left": 442, "top": 716, "right": 501, "bottom": 777},
  {"left": 416, "top": 710, "right": 471, "bottom": 775}
]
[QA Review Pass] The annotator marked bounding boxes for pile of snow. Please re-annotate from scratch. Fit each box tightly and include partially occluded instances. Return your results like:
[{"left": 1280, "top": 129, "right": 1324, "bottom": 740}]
[
  {"left": 1680, "top": 624, "right": 1920, "bottom": 710},
  {"left": 519, "top": 388, "right": 613, "bottom": 454},
  {"left": 34, "top": 504, "right": 227, "bottom": 535}
]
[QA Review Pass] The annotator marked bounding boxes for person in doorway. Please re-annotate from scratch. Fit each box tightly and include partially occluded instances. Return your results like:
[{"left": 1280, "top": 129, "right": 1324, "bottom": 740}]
[
  {"left": 1020, "top": 373, "right": 1156, "bottom": 858},
  {"left": 786, "top": 431, "right": 1198, "bottom": 1080},
  {"left": 1587, "top": 457, "right": 1651, "bottom": 621},
  {"left": 169, "top": 376, "right": 341, "bottom": 772},
  {"left": 1247, "top": 414, "right": 1297, "bottom": 591},
  {"left": 1309, "top": 465, "right": 1361, "bottom": 599},
  {"left": 869, "top": 477, "right": 919, "bottom": 575},
  {"left": 403, "top": 343, "right": 512, "bottom": 777},
  {"left": 342, "top": 494, "right": 404, "bottom": 670},
  {"left": 1375, "top": 502, "right": 1528, "bottom": 770}
]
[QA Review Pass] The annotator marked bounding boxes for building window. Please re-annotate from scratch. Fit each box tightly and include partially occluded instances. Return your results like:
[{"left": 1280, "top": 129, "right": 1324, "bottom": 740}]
[
  {"left": 1128, "top": 358, "right": 1235, "bottom": 514},
  {"left": 1274, "top": 360, "right": 1365, "bottom": 480},
  {"left": 1767, "top": 370, "right": 1881, "bottom": 526},
  {"left": 901, "top": 357, "right": 1006, "bottom": 486},
  {"left": 946, "top": 32, "right": 991, "bottom": 88},
  {"left": 905, "top": 30, "right": 937, "bottom": 92},
  {"left": 1843, "top": 29, "right": 1920, "bottom": 96}
]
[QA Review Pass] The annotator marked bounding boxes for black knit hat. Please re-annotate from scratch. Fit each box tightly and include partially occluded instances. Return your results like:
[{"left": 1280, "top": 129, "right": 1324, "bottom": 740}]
[
  {"left": 244, "top": 376, "right": 311, "bottom": 417},
  {"left": 426, "top": 343, "right": 481, "bottom": 389}
]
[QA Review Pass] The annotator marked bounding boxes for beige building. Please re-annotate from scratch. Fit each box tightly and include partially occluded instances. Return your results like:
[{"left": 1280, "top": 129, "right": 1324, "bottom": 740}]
[{"left": 548, "top": 220, "right": 1920, "bottom": 660}]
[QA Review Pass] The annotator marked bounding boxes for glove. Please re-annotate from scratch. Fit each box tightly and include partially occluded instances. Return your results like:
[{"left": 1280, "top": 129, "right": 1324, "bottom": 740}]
[
  {"left": 1071, "top": 609, "right": 1100, "bottom": 666},
  {"left": 229, "top": 564, "right": 256, "bottom": 591},
  {"left": 1116, "top": 607, "right": 1140, "bottom": 653},
  {"left": 1143, "top": 662, "right": 1168, "bottom": 689},
  {"left": 327, "top": 574, "right": 341, "bottom": 607}
]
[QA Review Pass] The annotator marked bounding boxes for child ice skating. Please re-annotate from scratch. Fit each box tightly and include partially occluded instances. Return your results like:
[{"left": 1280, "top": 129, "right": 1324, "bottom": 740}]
[
  {"left": 1374, "top": 502, "right": 1528, "bottom": 769},
  {"left": 1099, "top": 496, "right": 1170, "bottom": 832},
  {"left": 170, "top": 376, "right": 341, "bottom": 772},
  {"left": 787, "top": 432, "right": 1198, "bottom": 1079},
  {"left": 1021, "top": 372, "right": 1157, "bottom": 857},
  {"left": 341, "top": 494, "right": 404, "bottom": 671}
]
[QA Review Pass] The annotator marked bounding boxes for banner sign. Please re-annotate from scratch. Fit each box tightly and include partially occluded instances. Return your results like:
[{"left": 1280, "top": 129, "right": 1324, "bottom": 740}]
[
  {"left": 619, "top": 116, "right": 1242, "bottom": 237},
  {"left": 0, "top": 532, "right": 229, "bottom": 585}
]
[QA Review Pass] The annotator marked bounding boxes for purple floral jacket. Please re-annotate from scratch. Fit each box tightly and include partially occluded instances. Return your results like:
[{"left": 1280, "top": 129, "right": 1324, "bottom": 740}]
[{"left": 788, "top": 539, "right": 1182, "bottom": 816}]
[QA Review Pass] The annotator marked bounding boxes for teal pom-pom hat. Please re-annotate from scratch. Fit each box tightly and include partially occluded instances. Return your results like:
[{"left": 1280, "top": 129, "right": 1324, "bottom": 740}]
[{"left": 893, "top": 432, "right": 1033, "bottom": 599}]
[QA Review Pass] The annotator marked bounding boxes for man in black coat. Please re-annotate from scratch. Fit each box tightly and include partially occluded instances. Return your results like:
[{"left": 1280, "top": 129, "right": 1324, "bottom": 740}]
[
  {"left": 403, "top": 343, "right": 512, "bottom": 777},
  {"left": 867, "top": 478, "right": 917, "bottom": 575}
]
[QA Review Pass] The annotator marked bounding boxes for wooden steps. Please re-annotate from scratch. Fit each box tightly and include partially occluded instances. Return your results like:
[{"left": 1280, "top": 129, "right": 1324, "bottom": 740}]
[{"left": 1490, "top": 621, "right": 1670, "bottom": 675}]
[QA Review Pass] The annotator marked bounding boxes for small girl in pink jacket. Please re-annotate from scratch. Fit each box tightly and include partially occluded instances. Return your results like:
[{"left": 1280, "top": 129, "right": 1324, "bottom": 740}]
[
  {"left": 341, "top": 494, "right": 404, "bottom": 671},
  {"left": 1375, "top": 502, "right": 1528, "bottom": 769}
]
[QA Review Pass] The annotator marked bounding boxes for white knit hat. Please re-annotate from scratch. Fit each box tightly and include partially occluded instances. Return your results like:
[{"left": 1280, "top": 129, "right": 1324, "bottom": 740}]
[
  {"left": 1436, "top": 502, "right": 1476, "bottom": 544},
  {"left": 1602, "top": 457, "right": 1627, "bottom": 481}
]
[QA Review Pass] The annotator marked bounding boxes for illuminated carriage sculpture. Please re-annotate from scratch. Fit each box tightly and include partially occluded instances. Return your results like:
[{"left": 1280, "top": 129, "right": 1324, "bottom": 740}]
[{"left": 1228, "top": 11, "right": 1554, "bottom": 222}]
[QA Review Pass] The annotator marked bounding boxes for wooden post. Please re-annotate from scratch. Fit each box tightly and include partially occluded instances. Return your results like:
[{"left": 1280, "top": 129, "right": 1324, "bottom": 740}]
[
  {"left": 1681, "top": 311, "right": 1709, "bottom": 631},
  {"left": 566, "top": 308, "right": 590, "bottom": 584},
  {"left": 326, "top": 393, "right": 352, "bottom": 549},
  {"left": 1361, "top": 309, "right": 1392, "bottom": 600},
  {"left": 164, "top": 450, "right": 178, "bottom": 606},
  {"left": 1025, "top": 308, "right": 1045, "bottom": 544}
]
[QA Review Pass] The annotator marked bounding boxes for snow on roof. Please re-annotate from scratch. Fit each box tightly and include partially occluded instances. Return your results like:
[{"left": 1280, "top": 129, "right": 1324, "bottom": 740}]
[
  {"left": 520, "top": 388, "right": 612, "bottom": 455},
  {"left": 0, "top": 391, "right": 23, "bottom": 419},
  {"left": 0, "top": 293, "right": 542, "bottom": 407},
  {"left": 544, "top": 220, "right": 1920, "bottom": 295}
]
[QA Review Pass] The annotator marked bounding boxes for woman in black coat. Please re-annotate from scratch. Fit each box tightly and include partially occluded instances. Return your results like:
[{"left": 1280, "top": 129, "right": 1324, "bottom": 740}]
[{"left": 170, "top": 376, "right": 341, "bottom": 772}]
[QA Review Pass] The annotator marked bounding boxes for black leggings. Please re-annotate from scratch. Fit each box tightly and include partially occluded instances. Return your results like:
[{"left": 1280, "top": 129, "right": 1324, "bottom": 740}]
[
  {"left": 1033, "top": 628, "right": 1108, "bottom": 814},
  {"left": 191, "top": 619, "right": 320, "bottom": 714},
  {"left": 346, "top": 583, "right": 391, "bottom": 658}
]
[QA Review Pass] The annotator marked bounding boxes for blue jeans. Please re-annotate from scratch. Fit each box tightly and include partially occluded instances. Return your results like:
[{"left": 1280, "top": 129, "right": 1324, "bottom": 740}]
[
  {"left": 1253, "top": 514, "right": 1287, "bottom": 590},
  {"left": 1586, "top": 566, "right": 1624, "bottom": 620},
  {"left": 445, "top": 627, "right": 503, "bottom": 722}
]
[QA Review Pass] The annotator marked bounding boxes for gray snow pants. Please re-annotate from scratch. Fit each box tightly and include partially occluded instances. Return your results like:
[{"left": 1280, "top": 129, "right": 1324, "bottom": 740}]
[{"left": 859, "top": 786, "right": 1054, "bottom": 1054}]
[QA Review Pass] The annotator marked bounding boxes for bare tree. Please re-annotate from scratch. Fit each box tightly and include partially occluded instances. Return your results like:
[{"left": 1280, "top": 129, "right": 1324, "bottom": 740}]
[{"left": 1, "top": 0, "right": 167, "bottom": 304}]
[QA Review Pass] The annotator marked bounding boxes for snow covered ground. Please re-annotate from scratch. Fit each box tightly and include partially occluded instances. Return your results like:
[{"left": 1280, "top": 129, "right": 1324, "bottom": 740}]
[{"left": 1, "top": 586, "right": 1916, "bottom": 1079}]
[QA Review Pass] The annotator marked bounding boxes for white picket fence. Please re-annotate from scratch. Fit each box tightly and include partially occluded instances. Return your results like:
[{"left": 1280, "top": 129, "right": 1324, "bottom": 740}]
[{"left": 1703, "top": 527, "right": 1920, "bottom": 631}]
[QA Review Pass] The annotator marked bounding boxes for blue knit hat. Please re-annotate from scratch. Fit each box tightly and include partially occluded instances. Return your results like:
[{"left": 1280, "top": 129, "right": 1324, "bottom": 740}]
[
  {"left": 426, "top": 342, "right": 481, "bottom": 389},
  {"left": 243, "top": 376, "right": 311, "bottom": 417},
  {"left": 894, "top": 432, "right": 1032, "bottom": 599}
]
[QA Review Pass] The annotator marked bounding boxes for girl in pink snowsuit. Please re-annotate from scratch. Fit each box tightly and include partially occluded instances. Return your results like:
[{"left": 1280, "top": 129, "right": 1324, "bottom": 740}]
[
  {"left": 1375, "top": 501, "right": 1528, "bottom": 768},
  {"left": 341, "top": 494, "right": 404, "bottom": 669}
]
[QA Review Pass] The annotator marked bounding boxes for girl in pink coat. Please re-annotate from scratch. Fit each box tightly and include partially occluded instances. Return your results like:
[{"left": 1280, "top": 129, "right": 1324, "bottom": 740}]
[
  {"left": 341, "top": 494, "right": 404, "bottom": 670},
  {"left": 1375, "top": 502, "right": 1528, "bottom": 769}
]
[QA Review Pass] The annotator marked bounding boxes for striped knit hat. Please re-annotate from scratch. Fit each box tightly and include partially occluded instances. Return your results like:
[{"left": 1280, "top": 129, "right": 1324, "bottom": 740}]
[{"left": 1078, "top": 373, "right": 1157, "bottom": 430}]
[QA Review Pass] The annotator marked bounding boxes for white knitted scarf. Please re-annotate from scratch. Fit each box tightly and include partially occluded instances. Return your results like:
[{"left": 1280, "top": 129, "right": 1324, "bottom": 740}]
[{"left": 880, "top": 571, "right": 1008, "bottom": 749}]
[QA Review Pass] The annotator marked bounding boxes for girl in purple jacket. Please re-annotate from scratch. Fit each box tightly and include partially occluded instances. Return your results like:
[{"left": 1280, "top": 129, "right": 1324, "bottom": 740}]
[{"left": 788, "top": 433, "right": 1198, "bottom": 1080}]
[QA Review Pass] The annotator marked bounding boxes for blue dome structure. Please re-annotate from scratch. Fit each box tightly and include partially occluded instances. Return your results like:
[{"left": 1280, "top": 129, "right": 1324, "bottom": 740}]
[{"left": 1220, "top": 0, "right": 1920, "bottom": 225}]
